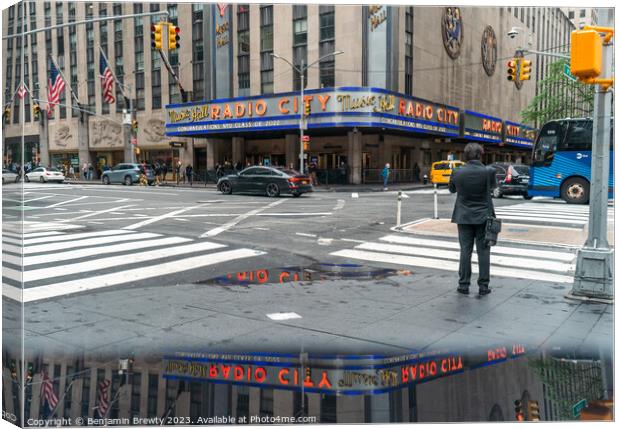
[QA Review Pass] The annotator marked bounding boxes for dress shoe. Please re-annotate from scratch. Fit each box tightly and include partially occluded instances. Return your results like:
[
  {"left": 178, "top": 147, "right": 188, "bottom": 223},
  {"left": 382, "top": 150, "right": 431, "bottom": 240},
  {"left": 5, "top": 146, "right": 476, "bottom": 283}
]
[
  {"left": 478, "top": 287, "right": 492, "bottom": 296},
  {"left": 457, "top": 287, "right": 470, "bottom": 295}
]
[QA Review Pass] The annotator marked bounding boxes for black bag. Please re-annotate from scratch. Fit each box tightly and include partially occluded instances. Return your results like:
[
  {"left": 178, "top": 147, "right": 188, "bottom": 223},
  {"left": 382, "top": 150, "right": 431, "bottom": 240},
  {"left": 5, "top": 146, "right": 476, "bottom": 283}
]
[{"left": 484, "top": 169, "right": 501, "bottom": 246}]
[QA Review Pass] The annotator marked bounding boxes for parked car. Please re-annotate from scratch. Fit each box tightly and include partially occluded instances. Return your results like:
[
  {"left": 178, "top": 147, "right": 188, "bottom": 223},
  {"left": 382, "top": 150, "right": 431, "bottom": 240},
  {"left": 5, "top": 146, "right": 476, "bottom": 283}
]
[
  {"left": 490, "top": 163, "right": 532, "bottom": 199},
  {"left": 217, "top": 166, "right": 313, "bottom": 197},
  {"left": 2, "top": 169, "right": 19, "bottom": 184},
  {"left": 101, "top": 163, "right": 155, "bottom": 186},
  {"left": 24, "top": 167, "right": 65, "bottom": 183},
  {"left": 430, "top": 160, "right": 464, "bottom": 185}
]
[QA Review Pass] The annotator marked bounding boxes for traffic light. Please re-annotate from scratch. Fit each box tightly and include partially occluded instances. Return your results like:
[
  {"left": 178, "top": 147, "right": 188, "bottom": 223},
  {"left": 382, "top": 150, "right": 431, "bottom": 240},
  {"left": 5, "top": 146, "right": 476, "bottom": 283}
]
[
  {"left": 168, "top": 23, "right": 180, "bottom": 51},
  {"left": 151, "top": 23, "right": 163, "bottom": 50},
  {"left": 304, "top": 101, "right": 311, "bottom": 117},
  {"left": 519, "top": 59, "right": 532, "bottom": 81},
  {"left": 131, "top": 119, "right": 138, "bottom": 133},
  {"left": 303, "top": 142, "right": 309, "bottom": 151},
  {"left": 33, "top": 103, "right": 40, "bottom": 120},
  {"left": 507, "top": 59, "right": 518, "bottom": 82},
  {"left": 9, "top": 360, "right": 17, "bottom": 380},
  {"left": 527, "top": 400, "right": 540, "bottom": 421},
  {"left": 570, "top": 29, "right": 603, "bottom": 80},
  {"left": 26, "top": 362, "right": 34, "bottom": 383},
  {"left": 514, "top": 400, "right": 525, "bottom": 421},
  {"left": 135, "top": 147, "right": 141, "bottom": 155},
  {"left": 4, "top": 106, "right": 11, "bottom": 124}
]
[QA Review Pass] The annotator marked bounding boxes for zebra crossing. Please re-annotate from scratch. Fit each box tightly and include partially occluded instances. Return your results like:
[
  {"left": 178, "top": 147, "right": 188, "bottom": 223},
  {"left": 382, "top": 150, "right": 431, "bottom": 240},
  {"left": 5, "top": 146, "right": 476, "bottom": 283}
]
[
  {"left": 330, "top": 234, "right": 577, "bottom": 284},
  {"left": 2, "top": 223, "right": 266, "bottom": 303},
  {"left": 494, "top": 202, "right": 614, "bottom": 228}
]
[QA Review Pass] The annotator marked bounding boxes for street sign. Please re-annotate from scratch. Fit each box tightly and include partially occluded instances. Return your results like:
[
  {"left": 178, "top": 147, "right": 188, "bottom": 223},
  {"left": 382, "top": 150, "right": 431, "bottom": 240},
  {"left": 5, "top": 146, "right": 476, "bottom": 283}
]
[
  {"left": 302, "top": 135, "right": 310, "bottom": 142},
  {"left": 564, "top": 63, "right": 577, "bottom": 82},
  {"left": 572, "top": 399, "right": 587, "bottom": 417},
  {"left": 169, "top": 141, "right": 185, "bottom": 148}
]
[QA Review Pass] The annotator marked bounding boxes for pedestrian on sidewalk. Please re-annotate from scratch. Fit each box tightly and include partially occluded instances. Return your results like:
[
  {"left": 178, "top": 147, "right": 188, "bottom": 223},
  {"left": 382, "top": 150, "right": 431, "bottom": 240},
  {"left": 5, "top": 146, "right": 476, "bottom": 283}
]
[
  {"left": 448, "top": 142, "right": 497, "bottom": 296},
  {"left": 87, "top": 162, "right": 94, "bottom": 180},
  {"left": 413, "top": 162, "right": 420, "bottom": 183},
  {"left": 68, "top": 165, "right": 75, "bottom": 180},
  {"left": 185, "top": 164, "right": 194, "bottom": 186},
  {"left": 82, "top": 162, "right": 88, "bottom": 180},
  {"left": 381, "top": 163, "right": 390, "bottom": 191}
]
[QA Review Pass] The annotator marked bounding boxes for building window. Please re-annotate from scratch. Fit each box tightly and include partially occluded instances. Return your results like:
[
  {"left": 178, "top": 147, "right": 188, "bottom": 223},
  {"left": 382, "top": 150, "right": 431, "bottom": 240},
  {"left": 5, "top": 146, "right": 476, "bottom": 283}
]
[
  {"left": 405, "top": 7, "right": 413, "bottom": 95},
  {"left": 236, "top": 386, "right": 250, "bottom": 421},
  {"left": 320, "top": 394, "right": 337, "bottom": 423},
  {"left": 580, "top": 9, "right": 586, "bottom": 18},
  {"left": 152, "top": 69, "right": 161, "bottom": 109},
  {"left": 135, "top": 72, "right": 145, "bottom": 110},
  {"left": 319, "top": 6, "right": 335, "bottom": 88},
  {"left": 293, "top": 6, "right": 307, "bottom": 90},
  {"left": 568, "top": 10, "right": 575, "bottom": 19},
  {"left": 164, "top": 379, "right": 178, "bottom": 418},
  {"left": 237, "top": 5, "right": 250, "bottom": 93},
  {"left": 130, "top": 373, "right": 141, "bottom": 419},
  {"left": 259, "top": 389, "right": 273, "bottom": 417},
  {"left": 81, "top": 370, "right": 91, "bottom": 418},
  {"left": 260, "top": 6, "right": 274, "bottom": 94}
]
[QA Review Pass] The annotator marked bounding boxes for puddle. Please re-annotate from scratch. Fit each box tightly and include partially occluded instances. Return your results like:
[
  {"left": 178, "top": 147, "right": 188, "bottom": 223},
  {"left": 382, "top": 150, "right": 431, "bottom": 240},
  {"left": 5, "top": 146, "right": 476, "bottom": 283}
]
[{"left": 196, "top": 263, "right": 413, "bottom": 286}]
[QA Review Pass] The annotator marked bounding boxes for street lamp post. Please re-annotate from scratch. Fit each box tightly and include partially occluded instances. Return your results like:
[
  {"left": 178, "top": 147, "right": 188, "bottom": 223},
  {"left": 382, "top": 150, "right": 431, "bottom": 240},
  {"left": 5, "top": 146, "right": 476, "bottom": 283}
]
[{"left": 272, "top": 50, "right": 344, "bottom": 174}]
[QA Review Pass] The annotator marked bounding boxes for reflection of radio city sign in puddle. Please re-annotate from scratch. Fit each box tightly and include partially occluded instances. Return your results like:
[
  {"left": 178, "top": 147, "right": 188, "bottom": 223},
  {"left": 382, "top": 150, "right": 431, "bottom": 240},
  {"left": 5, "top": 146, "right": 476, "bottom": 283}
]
[{"left": 196, "top": 264, "right": 413, "bottom": 286}]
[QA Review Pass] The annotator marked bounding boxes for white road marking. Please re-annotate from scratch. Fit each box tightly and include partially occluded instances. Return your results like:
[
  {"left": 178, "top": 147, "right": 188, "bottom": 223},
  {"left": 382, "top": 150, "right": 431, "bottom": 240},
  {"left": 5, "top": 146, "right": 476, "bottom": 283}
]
[
  {"left": 44, "top": 196, "right": 88, "bottom": 208},
  {"left": 4, "top": 236, "right": 191, "bottom": 267},
  {"left": 2, "top": 283, "right": 21, "bottom": 301},
  {"left": 330, "top": 249, "right": 574, "bottom": 284},
  {"left": 22, "top": 231, "right": 66, "bottom": 239},
  {"left": 60, "top": 205, "right": 136, "bottom": 222},
  {"left": 379, "top": 235, "right": 576, "bottom": 262},
  {"left": 9, "top": 241, "right": 226, "bottom": 283},
  {"left": 266, "top": 312, "right": 302, "bottom": 321},
  {"left": 334, "top": 199, "right": 346, "bottom": 210},
  {"left": 23, "top": 195, "right": 55, "bottom": 203},
  {"left": 19, "top": 248, "right": 266, "bottom": 302},
  {"left": 22, "top": 229, "right": 134, "bottom": 245},
  {"left": 351, "top": 193, "right": 359, "bottom": 198},
  {"left": 356, "top": 242, "right": 574, "bottom": 273},
  {"left": 296, "top": 233, "right": 317, "bottom": 237},
  {"left": 15, "top": 232, "right": 161, "bottom": 255},
  {"left": 201, "top": 199, "right": 285, "bottom": 238},
  {"left": 122, "top": 205, "right": 205, "bottom": 230}
]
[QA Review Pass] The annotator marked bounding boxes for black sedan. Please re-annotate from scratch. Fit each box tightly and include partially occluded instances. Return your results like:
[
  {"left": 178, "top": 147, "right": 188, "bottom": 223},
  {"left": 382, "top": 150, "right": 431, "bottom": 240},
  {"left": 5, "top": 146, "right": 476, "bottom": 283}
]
[
  {"left": 217, "top": 166, "right": 313, "bottom": 197},
  {"left": 490, "top": 163, "right": 532, "bottom": 199}
]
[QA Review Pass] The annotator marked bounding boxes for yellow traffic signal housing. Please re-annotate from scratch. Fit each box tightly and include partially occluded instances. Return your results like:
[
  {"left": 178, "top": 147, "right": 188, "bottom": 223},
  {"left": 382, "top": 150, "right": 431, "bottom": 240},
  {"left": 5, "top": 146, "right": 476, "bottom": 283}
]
[
  {"left": 33, "top": 104, "right": 40, "bottom": 119},
  {"left": 135, "top": 147, "right": 141, "bottom": 155},
  {"left": 304, "top": 102, "right": 311, "bottom": 117},
  {"left": 570, "top": 29, "right": 602, "bottom": 80},
  {"left": 527, "top": 400, "right": 540, "bottom": 421},
  {"left": 168, "top": 23, "right": 180, "bottom": 51},
  {"left": 151, "top": 23, "right": 164, "bottom": 50},
  {"left": 519, "top": 59, "right": 532, "bottom": 81},
  {"left": 303, "top": 142, "right": 309, "bottom": 151},
  {"left": 507, "top": 59, "right": 518, "bottom": 82},
  {"left": 4, "top": 107, "right": 10, "bottom": 123},
  {"left": 131, "top": 119, "right": 138, "bottom": 132}
]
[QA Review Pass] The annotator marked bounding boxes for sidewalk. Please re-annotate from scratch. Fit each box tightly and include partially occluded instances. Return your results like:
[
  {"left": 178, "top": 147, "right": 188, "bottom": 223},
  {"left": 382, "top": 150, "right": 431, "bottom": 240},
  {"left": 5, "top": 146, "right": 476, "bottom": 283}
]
[{"left": 64, "top": 179, "right": 433, "bottom": 193}]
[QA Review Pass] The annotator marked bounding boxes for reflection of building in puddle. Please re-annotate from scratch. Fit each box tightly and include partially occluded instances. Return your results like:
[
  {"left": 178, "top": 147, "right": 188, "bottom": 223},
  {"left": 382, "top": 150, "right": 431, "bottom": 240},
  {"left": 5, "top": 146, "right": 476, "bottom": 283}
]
[
  {"left": 2, "top": 345, "right": 610, "bottom": 424},
  {"left": 197, "top": 263, "right": 413, "bottom": 286}
]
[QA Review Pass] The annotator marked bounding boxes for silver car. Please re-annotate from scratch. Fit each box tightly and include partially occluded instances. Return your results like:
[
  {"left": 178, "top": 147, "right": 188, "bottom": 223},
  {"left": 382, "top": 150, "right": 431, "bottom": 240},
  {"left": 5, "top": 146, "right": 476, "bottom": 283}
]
[
  {"left": 2, "top": 169, "right": 19, "bottom": 184},
  {"left": 24, "top": 167, "right": 65, "bottom": 183},
  {"left": 101, "top": 163, "right": 155, "bottom": 186}
]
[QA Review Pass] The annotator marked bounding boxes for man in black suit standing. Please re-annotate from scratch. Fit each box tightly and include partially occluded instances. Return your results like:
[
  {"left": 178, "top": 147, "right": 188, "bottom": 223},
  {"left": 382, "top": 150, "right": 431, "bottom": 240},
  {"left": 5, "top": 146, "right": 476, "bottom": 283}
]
[{"left": 448, "top": 143, "right": 497, "bottom": 296}]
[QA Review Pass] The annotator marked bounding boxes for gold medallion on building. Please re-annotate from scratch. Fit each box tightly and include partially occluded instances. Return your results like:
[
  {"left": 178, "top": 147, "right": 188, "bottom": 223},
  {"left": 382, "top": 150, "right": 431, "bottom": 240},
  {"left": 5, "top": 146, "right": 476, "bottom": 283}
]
[
  {"left": 442, "top": 7, "right": 463, "bottom": 59},
  {"left": 481, "top": 25, "right": 497, "bottom": 76}
]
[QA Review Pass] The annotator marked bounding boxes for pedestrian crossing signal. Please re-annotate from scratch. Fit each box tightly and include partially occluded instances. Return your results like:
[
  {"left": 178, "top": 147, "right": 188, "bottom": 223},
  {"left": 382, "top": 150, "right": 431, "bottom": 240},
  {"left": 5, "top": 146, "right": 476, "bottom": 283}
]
[
  {"left": 151, "top": 24, "right": 163, "bottom": 50},
  {"left": 515, "top": 400, "right": 525, "bottom": 421},
  {"left": 519, "top": 59, "right": 532, "bottom": 81},
  {"left": 168, "top": 24, "right": 180, "bottom": 51},
  {"left": 507, "top": 59, "right": 518, "bottom": 82},
  {"left": 527, "top": 400, "right": 540, "bottom": 421}
]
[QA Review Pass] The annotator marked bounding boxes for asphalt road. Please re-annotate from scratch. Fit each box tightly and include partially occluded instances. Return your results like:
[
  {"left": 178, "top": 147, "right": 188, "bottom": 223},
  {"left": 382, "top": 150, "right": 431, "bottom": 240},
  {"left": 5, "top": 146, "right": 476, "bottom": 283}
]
[{"left": 2, "top": 182, "right": 613, "bottom": 362}]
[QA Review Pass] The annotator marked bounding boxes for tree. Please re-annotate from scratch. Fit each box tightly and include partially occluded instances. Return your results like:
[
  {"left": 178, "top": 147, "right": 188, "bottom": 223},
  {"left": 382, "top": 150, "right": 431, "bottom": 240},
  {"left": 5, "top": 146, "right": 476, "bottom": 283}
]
[{"left": 521, "top": 60, "right": 595, "bottom": 128}]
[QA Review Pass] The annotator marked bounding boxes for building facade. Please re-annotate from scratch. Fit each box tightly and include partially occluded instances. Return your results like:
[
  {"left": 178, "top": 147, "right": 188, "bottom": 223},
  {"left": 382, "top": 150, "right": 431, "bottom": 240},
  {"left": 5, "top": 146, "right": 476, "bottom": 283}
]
[{"left": 2, "top": 3, "right": 575, "bottom": 183}]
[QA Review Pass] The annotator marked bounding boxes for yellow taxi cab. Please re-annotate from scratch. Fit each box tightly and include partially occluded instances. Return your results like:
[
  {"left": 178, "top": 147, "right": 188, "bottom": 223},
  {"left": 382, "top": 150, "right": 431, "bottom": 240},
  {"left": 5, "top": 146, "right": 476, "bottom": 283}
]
[{"left": 430, "top": 160, "right": 464, "bottom": 185}]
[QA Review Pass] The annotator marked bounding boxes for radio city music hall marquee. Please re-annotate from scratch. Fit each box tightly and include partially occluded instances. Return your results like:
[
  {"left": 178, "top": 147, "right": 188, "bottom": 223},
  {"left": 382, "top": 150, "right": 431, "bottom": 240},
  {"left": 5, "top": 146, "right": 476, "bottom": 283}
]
[
  {"left": 163, "top": 345, "right": 526, "bottom": 395},
  {"left": 165, "top": 88, "right": 461, "bottom": 137}
]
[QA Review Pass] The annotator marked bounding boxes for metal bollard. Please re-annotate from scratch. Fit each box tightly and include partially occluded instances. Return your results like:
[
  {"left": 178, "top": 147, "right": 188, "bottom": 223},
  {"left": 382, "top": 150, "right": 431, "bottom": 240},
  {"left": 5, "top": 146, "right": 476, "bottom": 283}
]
[
  {"left": 433, "top": 183, "right": 438, "bottom": 219},
  {"left": 397, "top": 190, "right": 402, "bottom": 227}
]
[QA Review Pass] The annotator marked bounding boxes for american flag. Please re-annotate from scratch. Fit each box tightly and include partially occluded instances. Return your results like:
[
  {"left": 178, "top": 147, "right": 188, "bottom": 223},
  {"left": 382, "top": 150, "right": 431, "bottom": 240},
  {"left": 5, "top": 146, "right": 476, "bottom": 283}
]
[
  {"left": 46, "top": 60, "right": 65, "bottom": 118},
  {"left": 99, "top": 52, "right": 115, "bottom": 104},
  {"left": 95, "top": 379, "right": 111, "bottom": 418},
  {"left": 40, "top": 371, "right": 59, "bottom": 411},
  {"left": 17, "top": 82, "right": 28, "bottom": 99}
]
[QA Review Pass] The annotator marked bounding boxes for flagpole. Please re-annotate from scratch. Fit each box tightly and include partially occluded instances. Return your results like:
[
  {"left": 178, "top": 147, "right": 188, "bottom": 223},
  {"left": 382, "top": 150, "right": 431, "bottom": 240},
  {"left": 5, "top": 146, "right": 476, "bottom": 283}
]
[{"left": 98, "top": 45, "right": 127, "bottom": 99}]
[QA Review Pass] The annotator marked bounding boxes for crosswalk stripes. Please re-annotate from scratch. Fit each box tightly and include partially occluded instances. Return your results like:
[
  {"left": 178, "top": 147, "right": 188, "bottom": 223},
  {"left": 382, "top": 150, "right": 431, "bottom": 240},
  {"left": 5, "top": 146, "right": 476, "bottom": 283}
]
[
  {"left": 494, "top": 202, "right": 614, "bottom": 228},
  {"left": 330, "top": 234, "right": 577, "bottom": 284},
  {"left": 2, "top": 223, "right": 266, "bottom": 303}
]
